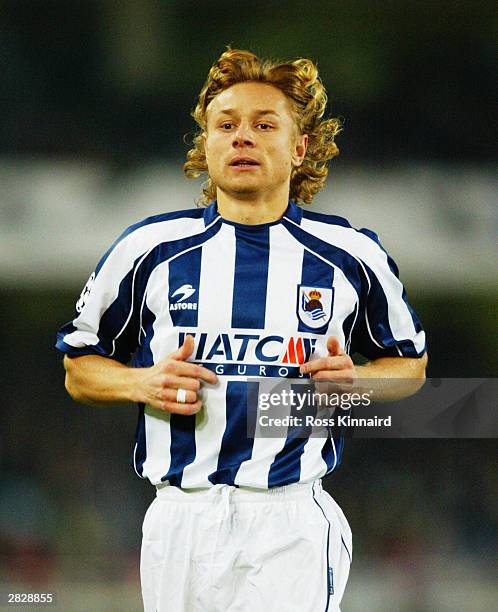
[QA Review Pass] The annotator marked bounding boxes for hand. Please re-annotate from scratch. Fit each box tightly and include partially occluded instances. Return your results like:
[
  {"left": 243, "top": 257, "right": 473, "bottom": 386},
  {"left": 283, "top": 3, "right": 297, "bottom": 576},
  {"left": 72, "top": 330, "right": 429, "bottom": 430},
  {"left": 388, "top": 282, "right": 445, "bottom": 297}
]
[
  {"left": 299, "top": 336, "right": 357, "bottom": 392},
  {"left": 136, "top": 335, "right": 218, "bottom": 414}
]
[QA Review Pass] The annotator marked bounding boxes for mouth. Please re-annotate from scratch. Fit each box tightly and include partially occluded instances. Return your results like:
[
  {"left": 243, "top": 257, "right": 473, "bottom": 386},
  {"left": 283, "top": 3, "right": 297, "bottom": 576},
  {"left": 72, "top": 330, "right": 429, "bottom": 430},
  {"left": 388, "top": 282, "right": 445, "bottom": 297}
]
[{"left": 229, "top": 157, "right": 260, "bottom": 168}]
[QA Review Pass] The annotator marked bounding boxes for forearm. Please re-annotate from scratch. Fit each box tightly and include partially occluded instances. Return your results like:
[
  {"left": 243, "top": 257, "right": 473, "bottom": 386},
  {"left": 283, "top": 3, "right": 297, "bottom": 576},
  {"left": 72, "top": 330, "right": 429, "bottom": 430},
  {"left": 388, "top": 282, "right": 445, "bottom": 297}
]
[
  {"left": 63, "top": 340, "right": 218, "bottom": 413},
  {"left": 356, "top": 353, "right": 428, "bottom": 379},
  {"left": 63, "top": 354, "right": 141, "bottom": 406},
  {"left": 355, "top": 353, "right": 428, "bottom": 400}
]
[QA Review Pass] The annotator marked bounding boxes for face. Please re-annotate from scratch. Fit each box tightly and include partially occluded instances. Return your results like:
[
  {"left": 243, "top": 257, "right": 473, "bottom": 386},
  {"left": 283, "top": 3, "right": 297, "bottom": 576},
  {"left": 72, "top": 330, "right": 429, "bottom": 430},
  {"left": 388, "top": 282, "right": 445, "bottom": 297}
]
[{"left": 203, "top": 82, "right": 308, "bottom": 201}]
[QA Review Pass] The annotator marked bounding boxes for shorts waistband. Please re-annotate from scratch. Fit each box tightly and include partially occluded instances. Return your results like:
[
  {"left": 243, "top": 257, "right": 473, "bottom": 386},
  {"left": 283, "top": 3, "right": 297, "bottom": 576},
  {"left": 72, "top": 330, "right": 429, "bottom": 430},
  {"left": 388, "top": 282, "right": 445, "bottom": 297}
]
[{"left": 155, "top": 480, "right": 323, "bottom": 503}]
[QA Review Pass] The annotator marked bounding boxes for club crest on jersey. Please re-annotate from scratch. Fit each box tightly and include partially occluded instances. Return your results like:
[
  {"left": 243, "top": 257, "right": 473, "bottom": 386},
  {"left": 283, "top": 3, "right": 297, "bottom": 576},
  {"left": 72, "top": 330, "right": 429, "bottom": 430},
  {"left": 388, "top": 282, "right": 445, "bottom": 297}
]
[{"left": 296, "top": 285, "right": 334, "bottom": 329}]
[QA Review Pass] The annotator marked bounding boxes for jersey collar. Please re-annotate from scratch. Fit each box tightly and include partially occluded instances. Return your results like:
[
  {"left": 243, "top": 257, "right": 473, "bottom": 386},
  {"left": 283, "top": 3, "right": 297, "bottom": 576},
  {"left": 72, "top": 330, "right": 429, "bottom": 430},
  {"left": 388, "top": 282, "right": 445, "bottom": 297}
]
[
  {"left": 203, "top": 201, "right": 220, "bottom": 226},
  {"left": 203, "top": 199, "right": 303, "bottom": 227},
  {"left": 283, "top": 200, "right": 303, "bottom": 225}
]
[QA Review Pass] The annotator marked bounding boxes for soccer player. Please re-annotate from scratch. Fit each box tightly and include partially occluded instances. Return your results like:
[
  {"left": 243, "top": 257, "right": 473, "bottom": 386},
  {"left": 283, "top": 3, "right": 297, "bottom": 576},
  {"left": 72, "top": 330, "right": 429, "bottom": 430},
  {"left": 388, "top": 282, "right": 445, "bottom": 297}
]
[{"left": 56, "top": 49, "right": 427, "bottom": 611}]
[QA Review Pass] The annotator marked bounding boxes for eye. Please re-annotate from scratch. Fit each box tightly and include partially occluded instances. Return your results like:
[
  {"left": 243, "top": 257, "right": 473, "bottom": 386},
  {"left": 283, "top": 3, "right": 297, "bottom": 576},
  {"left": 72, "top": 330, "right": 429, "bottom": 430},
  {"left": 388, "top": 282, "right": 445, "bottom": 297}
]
[
  {"left": 220, "top": 122, "right": 234, "bottom": 130},
  {"left": 257, "top": 123, "right": 273, "bottom": 130}
]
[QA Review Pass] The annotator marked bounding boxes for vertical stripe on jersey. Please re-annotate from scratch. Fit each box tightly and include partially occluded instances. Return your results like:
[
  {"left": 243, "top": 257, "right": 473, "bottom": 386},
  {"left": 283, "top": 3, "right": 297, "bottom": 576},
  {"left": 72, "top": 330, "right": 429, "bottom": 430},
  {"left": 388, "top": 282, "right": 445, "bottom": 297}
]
[
  {"left": 181, "top": 226, "right": 237, "bottom": 487},
  {"left": 300, "top": 407, "right": 345, "bottom": 481},
  {"left": 197, "top": 224, "right": 236, "bottom": 330},
  {"left": 208, "top": 381, "right": 258, "bottom": 485},
  {"left": 180, "top": 381, "right": 231, "bottom": 488},
  {"left": 268, "top": 383, "right": 315, "bottom": 487},
  {"left": 299, "top": 436, "right": 330, "bottom": 482},
  {"left": 163, "top": 247, "right": 202, "bottom": 484},
  {"left": 264, "top": 225, "right": 304, "bottom": 333},
  {"left": 298, "top": 250, "right": 335, "bottom": 335},
  {"left": 140, "top": 263, "right": 176, "bottom": 482},
  {"left": 168, "top": 246, "right": 202, "bottom": 328},
  {"left": 162, "top": 414, "right": 197, "bottom": 486},
  {"left": 231, "top": 226, "right": 270, "bottom": 329}
]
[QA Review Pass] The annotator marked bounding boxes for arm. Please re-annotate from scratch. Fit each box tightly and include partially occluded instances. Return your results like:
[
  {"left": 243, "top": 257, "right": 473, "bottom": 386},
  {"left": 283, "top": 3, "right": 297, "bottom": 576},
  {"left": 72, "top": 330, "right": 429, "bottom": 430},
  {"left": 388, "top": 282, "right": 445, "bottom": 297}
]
[
  {"left": 300, "top": 336, "right": 427, "bottom": 400},
  {"left": 356, "top": 353, "right": 427, "bottom": 380},
  {"left": 64, "top": 335, "right": 218, "bottom": 415}
]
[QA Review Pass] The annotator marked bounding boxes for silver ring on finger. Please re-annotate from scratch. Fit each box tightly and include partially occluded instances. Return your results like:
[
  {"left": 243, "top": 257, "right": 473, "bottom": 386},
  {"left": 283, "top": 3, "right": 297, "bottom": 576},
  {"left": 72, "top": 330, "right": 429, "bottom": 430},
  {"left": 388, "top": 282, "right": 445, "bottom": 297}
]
[{"left": 176, "top": 388, "right": 187, "bottom": 404}]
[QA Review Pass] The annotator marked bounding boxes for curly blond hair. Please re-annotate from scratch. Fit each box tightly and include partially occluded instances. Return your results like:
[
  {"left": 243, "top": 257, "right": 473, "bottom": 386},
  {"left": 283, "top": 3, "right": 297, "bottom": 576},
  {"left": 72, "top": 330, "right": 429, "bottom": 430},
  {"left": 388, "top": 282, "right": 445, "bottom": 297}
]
[{"left": 183, "top": 48, "right": 341, "bottom": 205}]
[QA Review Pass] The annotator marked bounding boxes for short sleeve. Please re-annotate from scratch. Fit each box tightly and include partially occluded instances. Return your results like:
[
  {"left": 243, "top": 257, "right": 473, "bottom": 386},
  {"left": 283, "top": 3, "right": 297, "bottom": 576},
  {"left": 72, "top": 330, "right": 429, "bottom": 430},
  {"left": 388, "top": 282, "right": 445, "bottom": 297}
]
[
  {"left": 55, "top": 232, "right": 145, "bottom": 364},
  {"left": 350, "top": 229, "right": 426, "bottom": 360}
]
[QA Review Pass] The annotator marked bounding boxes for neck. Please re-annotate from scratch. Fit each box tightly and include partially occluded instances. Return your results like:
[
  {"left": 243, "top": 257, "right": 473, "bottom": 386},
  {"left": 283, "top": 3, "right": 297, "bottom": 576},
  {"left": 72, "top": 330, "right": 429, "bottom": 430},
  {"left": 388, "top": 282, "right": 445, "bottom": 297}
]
[{"left": 216, "top": 190, "right": 290, "bottom": 225}]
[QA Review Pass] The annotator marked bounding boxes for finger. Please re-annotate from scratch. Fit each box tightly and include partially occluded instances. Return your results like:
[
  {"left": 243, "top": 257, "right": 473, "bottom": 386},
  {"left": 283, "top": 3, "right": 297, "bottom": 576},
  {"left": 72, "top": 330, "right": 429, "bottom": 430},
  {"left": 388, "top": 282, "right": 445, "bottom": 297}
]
[
  {"left": 196, "top": 366, "right": 218, "bottom": 385},
  {"left": 169, "top": 334, "right": 195, "bottom": 362},
  {"left": 161, "top": 399, "right": 203, "bottom": 415},
  {"left": 148, "top": 398, "right": 204, "bottom": 415},
  {"left": 327, "top": 336, "right": 345, "bottom": 357},
  {"left": 300, "top": 355, "right": 352, "bottom": 375},
  {"left": 163, "top": 387, "right": 198, "bottom": 404},
  {"left": 162, "top": 361, "right": 218, "bottom": 384},
  {"left": 160, "top": 374, "right": 201, "bottom": 392}
]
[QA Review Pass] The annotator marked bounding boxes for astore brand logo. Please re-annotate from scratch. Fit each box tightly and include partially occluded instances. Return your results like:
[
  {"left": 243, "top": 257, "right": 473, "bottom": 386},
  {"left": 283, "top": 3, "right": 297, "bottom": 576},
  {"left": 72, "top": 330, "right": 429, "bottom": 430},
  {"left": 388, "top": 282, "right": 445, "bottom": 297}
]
[{"left": 170, "top": 284, "right": 197, "bottom": 311}]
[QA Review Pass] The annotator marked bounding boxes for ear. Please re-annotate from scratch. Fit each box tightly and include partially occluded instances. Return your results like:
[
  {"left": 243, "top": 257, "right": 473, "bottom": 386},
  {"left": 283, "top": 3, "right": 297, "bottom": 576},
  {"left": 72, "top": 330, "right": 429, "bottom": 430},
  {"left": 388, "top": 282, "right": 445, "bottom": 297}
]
[
  {"left": 292, "top": 134, "right": 308, "bottom": 167},
  {"left": 202, "top": 131, "right": 209, "bottom": 159}
]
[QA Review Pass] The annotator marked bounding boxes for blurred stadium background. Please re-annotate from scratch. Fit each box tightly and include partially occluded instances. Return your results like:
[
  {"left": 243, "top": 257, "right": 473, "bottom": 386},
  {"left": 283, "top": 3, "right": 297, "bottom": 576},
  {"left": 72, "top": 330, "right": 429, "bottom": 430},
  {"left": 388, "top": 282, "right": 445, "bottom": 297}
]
[{"left": 0, "top": 1, "right": 496, "bottom": 610}]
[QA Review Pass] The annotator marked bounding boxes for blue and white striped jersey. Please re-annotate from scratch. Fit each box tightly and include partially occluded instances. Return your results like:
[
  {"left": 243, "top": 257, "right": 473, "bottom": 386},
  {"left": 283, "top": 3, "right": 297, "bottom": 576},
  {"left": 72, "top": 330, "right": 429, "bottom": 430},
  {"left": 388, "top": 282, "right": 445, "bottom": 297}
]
[{"left": 56, "top": 201, "right": 425, "bottom": 488}]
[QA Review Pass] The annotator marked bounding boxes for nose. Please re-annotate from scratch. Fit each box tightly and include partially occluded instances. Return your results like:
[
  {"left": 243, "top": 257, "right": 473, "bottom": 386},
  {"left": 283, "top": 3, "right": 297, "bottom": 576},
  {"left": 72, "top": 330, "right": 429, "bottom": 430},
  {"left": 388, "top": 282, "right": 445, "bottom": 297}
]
[{"left": 232, "top": 123, "right": 255, "bottom": 148}]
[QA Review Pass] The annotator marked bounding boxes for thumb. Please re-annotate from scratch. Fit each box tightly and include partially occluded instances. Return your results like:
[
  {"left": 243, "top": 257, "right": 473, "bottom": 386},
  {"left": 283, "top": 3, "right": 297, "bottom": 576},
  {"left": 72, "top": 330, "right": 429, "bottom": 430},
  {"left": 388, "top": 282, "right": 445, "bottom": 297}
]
[
  {"left": 327, "top": 335, "right": 345, "bottom": 357},
  {"left": 170, "top": 334, "right": 195, "bottom": 361}
]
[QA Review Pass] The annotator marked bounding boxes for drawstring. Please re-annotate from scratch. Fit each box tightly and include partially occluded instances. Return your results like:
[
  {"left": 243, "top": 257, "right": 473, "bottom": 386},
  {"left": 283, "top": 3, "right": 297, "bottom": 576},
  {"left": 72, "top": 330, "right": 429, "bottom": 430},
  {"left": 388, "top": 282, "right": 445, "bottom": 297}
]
[
  {"left": 210, "top": 484, "right": 234, "bottom": 521},
  {"left": 220, "top": 485, "right": 232, "bottom": 521}
]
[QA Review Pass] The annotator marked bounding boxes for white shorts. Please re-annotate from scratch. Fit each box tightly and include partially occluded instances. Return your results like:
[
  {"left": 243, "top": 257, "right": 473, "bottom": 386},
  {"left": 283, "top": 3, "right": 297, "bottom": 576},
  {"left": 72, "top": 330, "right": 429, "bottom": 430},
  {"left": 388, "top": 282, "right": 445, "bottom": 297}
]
[{"left": 140, "top": 480, "right": 352, "bottom": 612}]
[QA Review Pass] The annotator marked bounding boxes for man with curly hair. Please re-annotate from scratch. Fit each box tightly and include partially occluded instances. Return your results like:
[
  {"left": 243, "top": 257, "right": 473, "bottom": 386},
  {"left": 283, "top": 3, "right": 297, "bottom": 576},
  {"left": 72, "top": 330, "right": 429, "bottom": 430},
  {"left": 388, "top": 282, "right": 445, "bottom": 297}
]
[{"left": 57, "top": 48, "right": 427, "bottom": 611}]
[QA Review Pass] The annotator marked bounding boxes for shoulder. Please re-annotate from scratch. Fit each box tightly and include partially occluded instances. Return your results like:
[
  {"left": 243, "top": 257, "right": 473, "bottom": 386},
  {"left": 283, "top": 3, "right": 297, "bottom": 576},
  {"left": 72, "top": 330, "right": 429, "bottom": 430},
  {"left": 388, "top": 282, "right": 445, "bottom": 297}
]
[
  {"left": 117, "top": 207, "right": 205, "bottom": 243},
  {"left": 300, "top": 209, "right": 387, "bottom": 260},
  {"left": 110, "top": 207, "right": 205, "bottom": 252},
  {"left": 301, "top": 209, "right": 353, "bottom": 229},
  {"left": 96, "top": 207, "right": 207, "bottom": 274}
]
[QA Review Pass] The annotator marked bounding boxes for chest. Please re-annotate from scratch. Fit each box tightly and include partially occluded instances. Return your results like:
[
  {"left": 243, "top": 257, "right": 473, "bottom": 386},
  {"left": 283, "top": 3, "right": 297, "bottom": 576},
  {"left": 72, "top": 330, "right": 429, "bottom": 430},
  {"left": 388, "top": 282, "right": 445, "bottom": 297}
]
[{"left": 140, "top": 233, "right": 360, "bottom": 365}]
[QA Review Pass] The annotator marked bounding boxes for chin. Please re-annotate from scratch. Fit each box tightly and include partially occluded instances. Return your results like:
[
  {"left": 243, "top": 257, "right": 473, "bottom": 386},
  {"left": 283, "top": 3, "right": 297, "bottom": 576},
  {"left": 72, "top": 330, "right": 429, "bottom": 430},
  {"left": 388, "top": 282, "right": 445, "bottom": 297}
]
[{"left": 219, "top": 183, "right": 261, "bottom": 197}]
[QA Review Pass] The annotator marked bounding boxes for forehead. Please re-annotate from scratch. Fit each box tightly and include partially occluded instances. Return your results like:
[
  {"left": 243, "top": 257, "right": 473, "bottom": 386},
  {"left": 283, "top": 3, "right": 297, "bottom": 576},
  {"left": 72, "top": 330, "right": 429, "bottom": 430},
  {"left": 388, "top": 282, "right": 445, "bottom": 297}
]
[{"left": 207, "top": 82, "right": 294, "bottom": 119}]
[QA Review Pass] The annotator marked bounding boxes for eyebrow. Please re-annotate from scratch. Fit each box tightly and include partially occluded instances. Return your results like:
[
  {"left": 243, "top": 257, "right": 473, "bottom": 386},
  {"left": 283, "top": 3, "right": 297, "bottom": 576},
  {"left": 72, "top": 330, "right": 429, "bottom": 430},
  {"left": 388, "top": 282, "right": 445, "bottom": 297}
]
[{"left": 215, "top": 109, "right": 281, "bottom": 118}]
